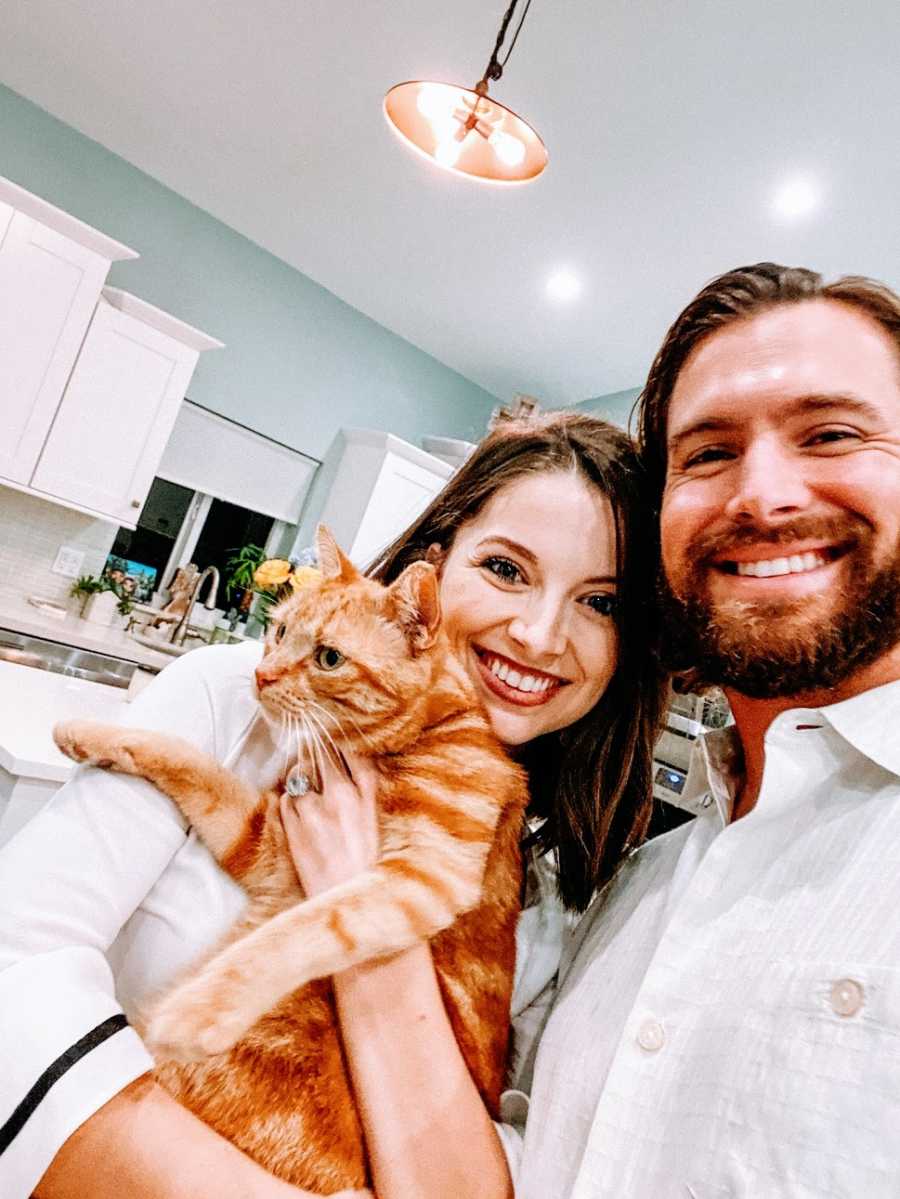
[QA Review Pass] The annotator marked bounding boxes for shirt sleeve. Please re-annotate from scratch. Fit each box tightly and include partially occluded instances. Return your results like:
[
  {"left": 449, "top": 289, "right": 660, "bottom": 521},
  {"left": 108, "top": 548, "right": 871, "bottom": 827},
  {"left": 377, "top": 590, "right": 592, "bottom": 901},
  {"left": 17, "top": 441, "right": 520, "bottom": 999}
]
[
  {"left": 493, "top": 847, "right": 575, "bottom": 1188},
  {"left": 0, "top": 651, "right": 218, "bottom": 1198}
]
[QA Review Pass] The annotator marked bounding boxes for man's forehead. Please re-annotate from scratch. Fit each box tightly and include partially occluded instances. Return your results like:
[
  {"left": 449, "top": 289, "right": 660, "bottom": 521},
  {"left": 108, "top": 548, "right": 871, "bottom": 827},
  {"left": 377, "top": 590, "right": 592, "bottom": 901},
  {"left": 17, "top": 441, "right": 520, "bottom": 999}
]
[{"left": 666, "top": 299, "right": 900, "bottom": 443}]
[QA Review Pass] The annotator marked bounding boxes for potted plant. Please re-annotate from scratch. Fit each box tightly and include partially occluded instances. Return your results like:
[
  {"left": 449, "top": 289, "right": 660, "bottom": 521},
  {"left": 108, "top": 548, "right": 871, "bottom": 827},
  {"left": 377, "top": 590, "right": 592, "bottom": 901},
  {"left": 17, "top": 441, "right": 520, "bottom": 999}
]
[
  {"left": 225, "top": 544, "right": 268, "bottom": 618},
  {"left": 69, "top": 574, "right": 106, "bottom": 618}
]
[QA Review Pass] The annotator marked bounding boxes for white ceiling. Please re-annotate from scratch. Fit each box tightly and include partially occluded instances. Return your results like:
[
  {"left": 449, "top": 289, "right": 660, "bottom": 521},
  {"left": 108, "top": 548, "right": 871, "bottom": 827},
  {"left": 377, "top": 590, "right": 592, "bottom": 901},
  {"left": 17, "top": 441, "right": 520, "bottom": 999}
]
[{"left": 3, "top": 0, "right": 898, "bottom": 405}]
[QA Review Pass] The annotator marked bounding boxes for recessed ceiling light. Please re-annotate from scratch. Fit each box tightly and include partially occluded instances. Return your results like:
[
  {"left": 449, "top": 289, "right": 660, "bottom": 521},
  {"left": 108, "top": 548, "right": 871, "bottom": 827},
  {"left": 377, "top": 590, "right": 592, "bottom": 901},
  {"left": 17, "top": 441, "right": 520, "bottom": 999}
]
[
  {"left": 546, "top": 269, "right": 583, "bottom": 303},
  {"left": 771, "top": 175, "right": 822, "bottom": 220}
]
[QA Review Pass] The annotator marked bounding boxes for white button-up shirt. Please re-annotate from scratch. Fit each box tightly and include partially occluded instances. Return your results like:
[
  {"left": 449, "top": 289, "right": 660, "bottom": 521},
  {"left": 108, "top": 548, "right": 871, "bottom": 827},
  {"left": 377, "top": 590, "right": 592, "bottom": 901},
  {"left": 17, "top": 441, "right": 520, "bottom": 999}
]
[{"left": 501, "top": 678, "right": 900, "bottom": 1198}]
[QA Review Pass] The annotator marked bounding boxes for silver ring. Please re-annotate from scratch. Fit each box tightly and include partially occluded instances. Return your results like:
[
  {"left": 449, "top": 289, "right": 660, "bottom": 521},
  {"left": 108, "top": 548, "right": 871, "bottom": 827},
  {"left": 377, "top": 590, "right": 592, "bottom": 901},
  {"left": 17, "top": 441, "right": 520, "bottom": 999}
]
[{"left": 286, "top": 768, "right": 312, "bottom": 798}]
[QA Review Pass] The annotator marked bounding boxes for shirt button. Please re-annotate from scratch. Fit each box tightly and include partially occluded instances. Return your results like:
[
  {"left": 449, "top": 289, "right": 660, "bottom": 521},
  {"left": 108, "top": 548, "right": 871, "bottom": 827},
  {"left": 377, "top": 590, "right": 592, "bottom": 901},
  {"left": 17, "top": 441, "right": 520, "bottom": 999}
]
[
  {"left": 830, "top": 978, "right": 865, "bottom": 1017},
  {"left": 637, "top": 1018, "right": 666, "bottom": 1052}
]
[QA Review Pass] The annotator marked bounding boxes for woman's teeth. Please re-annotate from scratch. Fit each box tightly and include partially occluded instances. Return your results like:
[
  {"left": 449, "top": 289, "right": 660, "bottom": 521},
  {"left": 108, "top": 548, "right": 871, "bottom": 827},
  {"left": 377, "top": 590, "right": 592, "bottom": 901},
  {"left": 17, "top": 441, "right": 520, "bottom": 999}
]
[
  {"left": 735, "top": 551, "right": 827, "bottom": 578},
  {"left": 485, "top": 655, "right": 555, "bottom": 693}
]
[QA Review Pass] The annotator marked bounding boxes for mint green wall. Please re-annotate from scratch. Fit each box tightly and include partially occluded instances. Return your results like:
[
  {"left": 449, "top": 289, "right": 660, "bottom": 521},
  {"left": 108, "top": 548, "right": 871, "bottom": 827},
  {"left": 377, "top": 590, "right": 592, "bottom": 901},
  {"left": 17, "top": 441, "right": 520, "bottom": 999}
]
[
  {"left": 575, "top": 387, "right": 641, "bottom": 431},
  {"left": 0, "top": 85, "right": 497, "bottom": 464}
]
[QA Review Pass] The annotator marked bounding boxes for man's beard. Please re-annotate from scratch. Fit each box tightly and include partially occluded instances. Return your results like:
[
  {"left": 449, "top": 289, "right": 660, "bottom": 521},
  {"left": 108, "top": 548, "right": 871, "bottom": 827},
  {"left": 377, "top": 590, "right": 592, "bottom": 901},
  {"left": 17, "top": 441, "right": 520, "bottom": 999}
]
[{"left": 661, "top": 516, "right": 900, "bottom": 699}]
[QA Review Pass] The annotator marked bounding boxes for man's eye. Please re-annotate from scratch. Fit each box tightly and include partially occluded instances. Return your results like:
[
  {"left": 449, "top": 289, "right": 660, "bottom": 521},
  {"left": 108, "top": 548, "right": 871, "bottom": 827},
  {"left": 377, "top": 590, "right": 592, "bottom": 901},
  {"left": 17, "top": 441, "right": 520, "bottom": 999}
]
[
  {"left": 314, "top": 644, "right": 345, "bottom": 670},
  {"left": 683, "top": 447, "right": 733, "bottom": 469},
  {"left": 805, "top": 428, "right": 859, "bottom": 447},
  {"left": 481, "top": 556, "right": 524, "bottom": 584},
  {"left": 582, "top": 594, "right": 617, "bottom": 617}
]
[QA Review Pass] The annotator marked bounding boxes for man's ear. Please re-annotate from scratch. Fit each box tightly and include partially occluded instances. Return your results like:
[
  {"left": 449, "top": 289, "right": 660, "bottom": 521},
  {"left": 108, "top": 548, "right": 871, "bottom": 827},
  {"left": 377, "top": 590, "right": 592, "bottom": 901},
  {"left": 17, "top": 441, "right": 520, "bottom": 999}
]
[
  {"left": 387, "top": 562, "right": 442, "bottom": 652},
  {"left": 315, "top": 524, "right": 357, "bottom": 583}
]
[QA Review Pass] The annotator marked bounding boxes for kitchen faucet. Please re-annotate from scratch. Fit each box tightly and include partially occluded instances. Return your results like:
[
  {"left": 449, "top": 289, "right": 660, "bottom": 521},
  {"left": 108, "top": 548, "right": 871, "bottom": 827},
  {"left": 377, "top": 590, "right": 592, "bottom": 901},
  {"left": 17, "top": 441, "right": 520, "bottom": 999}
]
[{"left": 169, "top": 565, "right": 220, "bottom": 646}]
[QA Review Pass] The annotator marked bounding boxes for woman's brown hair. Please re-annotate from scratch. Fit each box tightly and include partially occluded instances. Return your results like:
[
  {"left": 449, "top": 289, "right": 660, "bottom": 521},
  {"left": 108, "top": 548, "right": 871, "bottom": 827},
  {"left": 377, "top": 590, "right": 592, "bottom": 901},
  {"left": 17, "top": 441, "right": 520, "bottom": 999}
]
[{"left": 371, "top": 411, "right": 666, "bottom": 912}]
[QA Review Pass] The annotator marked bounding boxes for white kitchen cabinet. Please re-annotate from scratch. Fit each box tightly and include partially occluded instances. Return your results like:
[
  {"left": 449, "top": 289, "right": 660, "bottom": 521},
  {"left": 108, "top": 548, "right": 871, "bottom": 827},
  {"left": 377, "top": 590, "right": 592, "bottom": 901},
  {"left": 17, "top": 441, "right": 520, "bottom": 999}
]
[
  {"left": 0, "top": 175, "right": 138, "bottom": 486},
  {"left": 30, "top": 288, "right": 224, "bottom": 526},
  {"left": 314, "top": 428, "right": 454, "bottom": 568}
]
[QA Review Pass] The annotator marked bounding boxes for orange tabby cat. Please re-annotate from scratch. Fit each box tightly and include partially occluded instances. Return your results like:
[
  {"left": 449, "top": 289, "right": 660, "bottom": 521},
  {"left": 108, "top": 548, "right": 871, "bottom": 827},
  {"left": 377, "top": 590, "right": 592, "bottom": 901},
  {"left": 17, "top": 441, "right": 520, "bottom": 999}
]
[{"left": 54, "top": 525, "right": 528, "bottom": 1195}]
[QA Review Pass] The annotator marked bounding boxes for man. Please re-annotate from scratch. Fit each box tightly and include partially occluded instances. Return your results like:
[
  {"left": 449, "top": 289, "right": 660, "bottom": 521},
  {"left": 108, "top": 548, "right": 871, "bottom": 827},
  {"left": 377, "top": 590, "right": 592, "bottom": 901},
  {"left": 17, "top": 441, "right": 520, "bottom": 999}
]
[{"left": 506, "top": 263, "right": 900, "bottom": 1197}]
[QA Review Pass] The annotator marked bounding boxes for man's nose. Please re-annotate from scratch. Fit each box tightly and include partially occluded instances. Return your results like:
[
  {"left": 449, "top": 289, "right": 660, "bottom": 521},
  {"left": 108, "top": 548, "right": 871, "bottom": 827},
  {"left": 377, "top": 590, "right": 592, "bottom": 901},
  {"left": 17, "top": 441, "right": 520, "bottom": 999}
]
[{"left": 724, "top": 439, "right": 812, "bottom": 524}]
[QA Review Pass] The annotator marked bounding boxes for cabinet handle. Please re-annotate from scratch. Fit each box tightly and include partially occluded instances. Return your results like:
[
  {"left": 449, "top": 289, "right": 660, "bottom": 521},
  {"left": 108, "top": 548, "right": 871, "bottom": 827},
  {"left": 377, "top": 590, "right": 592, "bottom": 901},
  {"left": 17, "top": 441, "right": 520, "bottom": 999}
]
[{"left": 130, "top": 499, "right": 141, "bottom": 508}]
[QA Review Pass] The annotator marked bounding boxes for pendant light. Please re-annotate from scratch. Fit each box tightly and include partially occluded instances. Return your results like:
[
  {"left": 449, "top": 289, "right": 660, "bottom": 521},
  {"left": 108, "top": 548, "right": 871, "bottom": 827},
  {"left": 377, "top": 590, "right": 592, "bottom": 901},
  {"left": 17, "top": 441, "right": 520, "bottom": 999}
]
[{"left": 384, "top": 0, "right": 547, "bottom": 184}]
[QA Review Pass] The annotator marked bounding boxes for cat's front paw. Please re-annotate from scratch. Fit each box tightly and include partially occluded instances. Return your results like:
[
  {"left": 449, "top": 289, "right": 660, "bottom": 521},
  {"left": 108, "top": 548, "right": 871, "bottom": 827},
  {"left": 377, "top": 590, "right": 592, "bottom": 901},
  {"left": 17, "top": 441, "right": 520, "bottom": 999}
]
[
  {"left": 53, "top": 719, "right": 127, "bottom": 769},
  {"left": 145, "top": 978, "right": 254, "bottom": 1062}
]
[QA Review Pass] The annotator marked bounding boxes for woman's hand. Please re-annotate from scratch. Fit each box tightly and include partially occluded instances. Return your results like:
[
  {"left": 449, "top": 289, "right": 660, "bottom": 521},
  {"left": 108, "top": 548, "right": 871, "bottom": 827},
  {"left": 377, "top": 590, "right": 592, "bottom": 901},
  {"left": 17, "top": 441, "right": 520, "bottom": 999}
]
[{"left": 280, "top": 752, "right": 379, "bottom": 897}]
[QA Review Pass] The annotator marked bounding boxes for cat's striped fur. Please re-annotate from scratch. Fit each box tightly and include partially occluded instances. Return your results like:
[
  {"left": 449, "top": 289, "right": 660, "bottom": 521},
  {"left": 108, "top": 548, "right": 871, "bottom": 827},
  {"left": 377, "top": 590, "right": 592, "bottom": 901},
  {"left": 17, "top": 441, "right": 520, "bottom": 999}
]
[{"left": 54, "top": 526, "right": 528, "bottom": 1194}]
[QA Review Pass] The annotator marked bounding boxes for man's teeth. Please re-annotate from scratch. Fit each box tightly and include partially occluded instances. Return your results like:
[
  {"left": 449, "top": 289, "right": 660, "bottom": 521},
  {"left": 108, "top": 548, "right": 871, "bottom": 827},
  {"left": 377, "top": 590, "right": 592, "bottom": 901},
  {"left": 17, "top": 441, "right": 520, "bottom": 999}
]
[
  {"left": 735, "top": 551, "right": 827, "bottom": 578},
  {"left": 486, "top": 656, "right": 554, "bottom": 693}
]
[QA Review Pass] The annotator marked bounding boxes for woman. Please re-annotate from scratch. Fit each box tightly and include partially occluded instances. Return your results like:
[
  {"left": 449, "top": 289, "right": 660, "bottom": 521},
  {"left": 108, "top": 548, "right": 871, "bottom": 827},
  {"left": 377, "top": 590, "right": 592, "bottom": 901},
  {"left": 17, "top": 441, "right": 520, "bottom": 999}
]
[{"left": 0, "top": 412, "right": 663, "bottom": 1199}]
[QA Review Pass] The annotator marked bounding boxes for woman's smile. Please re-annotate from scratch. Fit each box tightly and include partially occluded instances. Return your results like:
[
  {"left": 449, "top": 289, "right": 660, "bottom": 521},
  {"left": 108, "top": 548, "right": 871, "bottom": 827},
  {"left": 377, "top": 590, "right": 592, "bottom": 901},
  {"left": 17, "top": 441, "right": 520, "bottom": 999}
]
[{"left": 472, "top": 645, "right": 568, "bottom": 707}]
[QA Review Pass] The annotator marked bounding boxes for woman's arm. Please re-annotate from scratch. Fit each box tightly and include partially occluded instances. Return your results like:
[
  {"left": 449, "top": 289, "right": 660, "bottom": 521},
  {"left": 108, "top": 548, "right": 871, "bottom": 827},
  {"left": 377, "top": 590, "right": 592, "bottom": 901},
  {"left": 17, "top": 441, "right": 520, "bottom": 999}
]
[
  {"left": 35, "top": 1076, "right": 314, "bottom": 1199},
  {"left": 0, "top": 647, "right": 287, "bottom": 1198},
  {"left": 281, "top": 757, "right": 514, "bottom": 1199}
]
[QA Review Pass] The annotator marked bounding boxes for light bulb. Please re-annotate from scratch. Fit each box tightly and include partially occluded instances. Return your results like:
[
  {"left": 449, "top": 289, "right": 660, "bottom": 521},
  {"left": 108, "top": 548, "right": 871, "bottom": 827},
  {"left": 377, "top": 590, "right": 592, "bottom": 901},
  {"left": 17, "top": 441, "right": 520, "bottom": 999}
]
[
  {"left": 489, "top": 130, "right": 526, "bottom": 168},
  {"left": 546, "top": 269, "right": 582, "bottom": 303},
  {"left": 771, "top": 175, "right": 821, "bottom": 220},
  {"left": 434, "top": 138, "right": 463, "bottom": 168},
  {"left": 416, "top": 83, "right": 453, "bottom": 122}
]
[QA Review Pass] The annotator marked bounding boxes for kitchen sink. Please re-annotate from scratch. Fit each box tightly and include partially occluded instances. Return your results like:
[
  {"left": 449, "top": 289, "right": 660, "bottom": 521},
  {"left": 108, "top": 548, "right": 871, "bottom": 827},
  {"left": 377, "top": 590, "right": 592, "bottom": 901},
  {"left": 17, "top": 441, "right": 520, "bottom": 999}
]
[{"left": 0, "top": 628, "right": 155, "bottom": 690}]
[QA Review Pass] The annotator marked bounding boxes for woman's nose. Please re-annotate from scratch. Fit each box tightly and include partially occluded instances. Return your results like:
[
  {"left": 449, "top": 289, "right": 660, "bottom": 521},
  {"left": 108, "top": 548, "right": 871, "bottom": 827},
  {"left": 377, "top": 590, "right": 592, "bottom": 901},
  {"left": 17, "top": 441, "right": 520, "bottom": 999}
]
[{"left": 508, "top": 597, "right": 568, "bottom": 660}]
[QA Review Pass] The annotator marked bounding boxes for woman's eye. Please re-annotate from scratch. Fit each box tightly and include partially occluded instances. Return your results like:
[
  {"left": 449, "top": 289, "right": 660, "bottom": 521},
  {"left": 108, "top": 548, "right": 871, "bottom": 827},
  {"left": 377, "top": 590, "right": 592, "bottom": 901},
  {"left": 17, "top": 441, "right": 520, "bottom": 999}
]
[
  {"left": 314, "top": 644, "right": 345, "bottom": 670},
  {"left": 582, "top": 594, "right": 618, "bottom": 617},
  {"left": 481, "top": 556, "right": 524, "bottom": 584},
  {"left": 273, "top": 623, "right": 287, "bottom": 643}
]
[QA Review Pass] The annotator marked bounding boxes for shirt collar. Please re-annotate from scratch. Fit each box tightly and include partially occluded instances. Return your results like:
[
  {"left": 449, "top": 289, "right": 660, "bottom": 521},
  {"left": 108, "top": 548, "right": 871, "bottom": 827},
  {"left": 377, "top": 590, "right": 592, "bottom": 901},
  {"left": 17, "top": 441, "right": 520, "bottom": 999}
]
[
  {"left": 818, "top": 676, "right": 900, "bottom": 779},
  {"left": 681, "top": 676, "right": 900, "bottom": 828}
]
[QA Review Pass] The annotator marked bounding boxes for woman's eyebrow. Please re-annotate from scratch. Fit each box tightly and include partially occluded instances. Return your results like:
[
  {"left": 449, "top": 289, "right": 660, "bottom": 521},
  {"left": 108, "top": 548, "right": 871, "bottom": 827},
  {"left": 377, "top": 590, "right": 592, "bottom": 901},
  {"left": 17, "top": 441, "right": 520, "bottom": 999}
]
[
  {"left": 476, "top": 535, "right": 538, "bottom": 563},
  {"left": 475, "top": 536, "right": 617, "bottom": 585}
]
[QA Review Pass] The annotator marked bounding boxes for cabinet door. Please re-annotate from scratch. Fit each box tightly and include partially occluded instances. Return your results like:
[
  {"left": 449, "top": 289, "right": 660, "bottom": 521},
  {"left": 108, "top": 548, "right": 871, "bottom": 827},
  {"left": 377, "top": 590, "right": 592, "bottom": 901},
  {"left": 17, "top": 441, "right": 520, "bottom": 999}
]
[
  {"left": 349, "top": 451, "right": 449, "bottom": 567},
  {"left": 0, "top": 210, "right": 110, "bottom": 484},
  {"left": 30, "top": 299, "right": 198, "bottom": 524}
]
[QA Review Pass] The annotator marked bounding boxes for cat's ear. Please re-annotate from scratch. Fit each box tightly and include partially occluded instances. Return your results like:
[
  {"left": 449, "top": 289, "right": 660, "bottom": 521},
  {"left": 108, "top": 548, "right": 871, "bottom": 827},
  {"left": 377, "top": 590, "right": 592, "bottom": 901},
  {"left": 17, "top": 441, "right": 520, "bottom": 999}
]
[
  {"left": 387, "top": 562, "right": 442, "bottom": 652},
  {"left": 315, "top": 524, "right": 357, "bottom": 583}
]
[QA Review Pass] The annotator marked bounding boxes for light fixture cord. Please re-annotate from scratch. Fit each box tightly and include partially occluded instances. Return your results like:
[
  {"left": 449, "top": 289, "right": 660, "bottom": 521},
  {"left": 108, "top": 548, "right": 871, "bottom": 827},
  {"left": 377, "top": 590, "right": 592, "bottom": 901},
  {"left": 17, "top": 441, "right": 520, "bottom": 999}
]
[{"left": 480, "top": 0, "right": 534, "bottom": 88}]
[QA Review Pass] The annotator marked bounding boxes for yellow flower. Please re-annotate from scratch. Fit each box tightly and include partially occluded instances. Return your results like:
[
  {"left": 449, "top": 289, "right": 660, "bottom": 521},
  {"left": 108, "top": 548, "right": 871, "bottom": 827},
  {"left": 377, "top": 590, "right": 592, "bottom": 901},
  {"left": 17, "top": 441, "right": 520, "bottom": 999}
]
[
  {"left": 289, "top": 566, "right": 322, "bottom": 591},
  {"left": 254, "top": 559, "right": 292, "bottom": 589}
]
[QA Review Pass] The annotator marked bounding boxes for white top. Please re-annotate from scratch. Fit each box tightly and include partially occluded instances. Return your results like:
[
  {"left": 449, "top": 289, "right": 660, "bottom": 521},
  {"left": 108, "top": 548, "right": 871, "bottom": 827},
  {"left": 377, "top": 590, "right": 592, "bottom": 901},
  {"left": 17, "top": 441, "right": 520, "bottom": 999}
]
[
  {"left": 0, "top": 642, "right": 568, "bottom": 1197},
  {"left": 502, "top": 678, "right": 900, "bottom": 1198}
]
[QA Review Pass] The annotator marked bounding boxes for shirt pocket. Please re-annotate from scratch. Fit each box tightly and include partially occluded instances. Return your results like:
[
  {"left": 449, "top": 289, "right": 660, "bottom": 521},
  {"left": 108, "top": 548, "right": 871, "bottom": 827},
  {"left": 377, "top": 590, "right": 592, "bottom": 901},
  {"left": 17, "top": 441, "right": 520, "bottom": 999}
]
[{"left": 728, "top": 959, "right": 900, "bottom": 1191}]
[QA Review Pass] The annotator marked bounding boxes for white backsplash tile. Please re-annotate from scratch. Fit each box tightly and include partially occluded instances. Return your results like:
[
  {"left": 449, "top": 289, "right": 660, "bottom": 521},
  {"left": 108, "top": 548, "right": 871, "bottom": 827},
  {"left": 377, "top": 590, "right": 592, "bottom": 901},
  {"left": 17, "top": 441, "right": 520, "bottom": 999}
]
[{"left": 0, "top": 486, "right": 117, "bottom": 606}]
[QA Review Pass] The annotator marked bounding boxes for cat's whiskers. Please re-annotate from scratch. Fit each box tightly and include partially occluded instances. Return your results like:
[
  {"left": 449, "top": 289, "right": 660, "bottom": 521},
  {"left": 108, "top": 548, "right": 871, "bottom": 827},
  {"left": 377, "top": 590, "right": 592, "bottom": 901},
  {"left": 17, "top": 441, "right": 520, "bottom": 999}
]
[
  {"left": 302, "top": 704, "right": 347, "bottom": 769},
  {"left": 298, "top": 711, "right": 327, "bottom": 792},
  {"left": 307, "top": 699, "right": 376, "bottom": 754}
]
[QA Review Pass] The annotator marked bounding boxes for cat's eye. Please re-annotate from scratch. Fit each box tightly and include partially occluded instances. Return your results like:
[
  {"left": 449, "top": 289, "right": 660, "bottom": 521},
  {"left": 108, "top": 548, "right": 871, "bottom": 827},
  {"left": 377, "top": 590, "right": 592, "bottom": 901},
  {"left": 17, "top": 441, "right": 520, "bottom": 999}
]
[
  {"left": 273, "top": 623, "right": 287, "bottom": 643},
  {"left": 314, "top": 644, "right": 345, "bottom": 670}
]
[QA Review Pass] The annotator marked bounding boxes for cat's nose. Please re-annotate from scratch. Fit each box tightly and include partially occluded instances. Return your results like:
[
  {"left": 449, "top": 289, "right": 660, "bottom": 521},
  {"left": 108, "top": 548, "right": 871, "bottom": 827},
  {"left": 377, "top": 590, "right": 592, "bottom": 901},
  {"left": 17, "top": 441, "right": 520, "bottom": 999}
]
[{"left": 255, "top": 665, "right": 279, "bottom": 690}]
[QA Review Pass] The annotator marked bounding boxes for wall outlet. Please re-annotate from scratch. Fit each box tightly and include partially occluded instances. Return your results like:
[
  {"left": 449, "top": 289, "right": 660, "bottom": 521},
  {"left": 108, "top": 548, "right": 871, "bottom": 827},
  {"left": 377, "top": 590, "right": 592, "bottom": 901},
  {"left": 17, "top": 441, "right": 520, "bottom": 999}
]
[{"left": 51, "top": 545, "right": 86, "bottom": 578}]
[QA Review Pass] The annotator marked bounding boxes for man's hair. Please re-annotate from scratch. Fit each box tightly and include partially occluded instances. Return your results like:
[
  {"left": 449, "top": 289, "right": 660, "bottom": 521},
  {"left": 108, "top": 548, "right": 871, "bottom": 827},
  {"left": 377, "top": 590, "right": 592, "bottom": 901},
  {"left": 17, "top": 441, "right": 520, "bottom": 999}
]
[{"left": 635, "top": 262, "right": 900, "bottom": 501}]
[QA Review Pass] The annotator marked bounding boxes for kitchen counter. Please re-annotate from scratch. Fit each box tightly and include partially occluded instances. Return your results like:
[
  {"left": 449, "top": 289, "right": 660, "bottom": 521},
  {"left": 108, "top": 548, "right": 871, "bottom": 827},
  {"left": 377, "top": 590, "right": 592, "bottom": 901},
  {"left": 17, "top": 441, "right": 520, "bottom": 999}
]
[
  {"left": 0, "top": 590, "right": 177, "bottom": 671},
  {"left": 0, "top": 658, "right": 127, "bottom": 782},
  {"left": 0, "top": 657, "right": 130, "bottom": 845}
]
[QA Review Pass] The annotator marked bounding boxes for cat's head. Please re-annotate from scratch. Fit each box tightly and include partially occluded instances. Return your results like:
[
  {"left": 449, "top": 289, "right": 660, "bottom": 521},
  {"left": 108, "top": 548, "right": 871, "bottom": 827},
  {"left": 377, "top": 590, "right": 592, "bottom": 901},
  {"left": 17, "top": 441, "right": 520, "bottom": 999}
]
[{"left": 254, "top": 525, "right": 443, "bottom": 755}]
